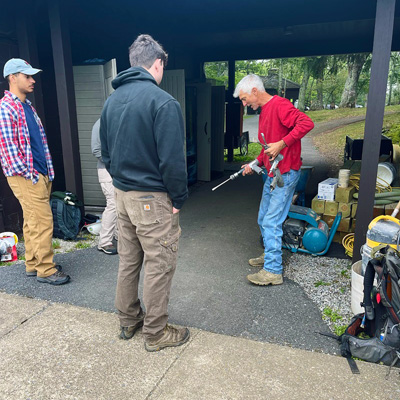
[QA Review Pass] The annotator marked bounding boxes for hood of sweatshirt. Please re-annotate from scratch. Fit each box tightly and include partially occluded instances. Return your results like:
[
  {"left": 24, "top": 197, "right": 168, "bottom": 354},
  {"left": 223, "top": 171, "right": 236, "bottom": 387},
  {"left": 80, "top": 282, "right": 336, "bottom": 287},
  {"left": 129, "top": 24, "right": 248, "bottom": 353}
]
[{"left": 111, "top": 66, "right": 157, "bottom": 90}]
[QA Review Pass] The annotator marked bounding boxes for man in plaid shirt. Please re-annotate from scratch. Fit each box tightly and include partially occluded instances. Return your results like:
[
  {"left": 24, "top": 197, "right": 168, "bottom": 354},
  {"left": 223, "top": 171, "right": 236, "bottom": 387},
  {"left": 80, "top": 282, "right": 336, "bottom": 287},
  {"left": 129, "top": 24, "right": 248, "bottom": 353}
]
[{"left": 0, "top": 58, "right": 70, "bottom": 285}]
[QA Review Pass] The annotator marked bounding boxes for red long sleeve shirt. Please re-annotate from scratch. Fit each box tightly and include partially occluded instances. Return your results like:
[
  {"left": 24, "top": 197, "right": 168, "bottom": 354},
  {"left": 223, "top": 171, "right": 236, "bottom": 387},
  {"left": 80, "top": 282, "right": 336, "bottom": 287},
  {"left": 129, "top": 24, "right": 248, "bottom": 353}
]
[{"left": 256, "top": 96, "right": 314, "bottom": 176}]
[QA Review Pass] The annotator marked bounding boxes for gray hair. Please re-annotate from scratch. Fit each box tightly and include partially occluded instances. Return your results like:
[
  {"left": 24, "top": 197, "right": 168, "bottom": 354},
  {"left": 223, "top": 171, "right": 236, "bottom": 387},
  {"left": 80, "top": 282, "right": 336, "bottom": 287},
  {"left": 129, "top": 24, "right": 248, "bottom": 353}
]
[
  {"left": 233, "top": 74, "right": 265, "bottom": 98},
  {"left": 129, "top": 34, "right": 168, "bottom": 69}
]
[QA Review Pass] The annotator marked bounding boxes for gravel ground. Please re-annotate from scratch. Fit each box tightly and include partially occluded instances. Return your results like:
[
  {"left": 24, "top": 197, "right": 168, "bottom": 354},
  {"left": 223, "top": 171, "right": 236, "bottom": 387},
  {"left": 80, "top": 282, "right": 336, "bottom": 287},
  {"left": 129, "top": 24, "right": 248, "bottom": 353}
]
[
  {"left": 284, "top": 252, "right": 353, "bottom": 334},
  {"left": 9, "top": 234, "right": 354, "bottom": 335}
]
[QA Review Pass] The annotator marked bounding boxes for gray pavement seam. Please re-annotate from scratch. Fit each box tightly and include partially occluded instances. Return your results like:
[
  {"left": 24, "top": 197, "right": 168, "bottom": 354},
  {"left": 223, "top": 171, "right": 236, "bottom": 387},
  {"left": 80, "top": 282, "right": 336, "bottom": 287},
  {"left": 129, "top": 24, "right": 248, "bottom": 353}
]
[
  {"left": 145, "top": 329, "right": 201, "bottom": 400},
  {"left": 0, "top": 300, "right": 50, "bottom": 339}
]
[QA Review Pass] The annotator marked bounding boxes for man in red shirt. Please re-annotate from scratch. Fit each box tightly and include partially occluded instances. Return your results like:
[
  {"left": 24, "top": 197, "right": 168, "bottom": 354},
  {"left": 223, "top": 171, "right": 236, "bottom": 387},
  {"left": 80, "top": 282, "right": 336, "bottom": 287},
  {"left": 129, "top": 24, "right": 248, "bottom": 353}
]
[{"left": 234, "top": 74, "right": 314, "bottom": 286}]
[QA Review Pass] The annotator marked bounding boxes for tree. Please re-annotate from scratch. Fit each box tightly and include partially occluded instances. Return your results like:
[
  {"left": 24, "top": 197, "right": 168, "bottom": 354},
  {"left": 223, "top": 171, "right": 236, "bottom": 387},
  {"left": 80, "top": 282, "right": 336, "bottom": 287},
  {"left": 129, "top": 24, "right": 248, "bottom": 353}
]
[
  {"left": 339, "top": 53, "right": 369, "bottom": 108},
  {"left": 308, "top": 56, "right": 328, "bottom": 110},
  {"left": 388, "top": 52, "right": 400, "bottom": 105},
  {"left": 297, "top": 58, "right": 311, "bottom": 111}
]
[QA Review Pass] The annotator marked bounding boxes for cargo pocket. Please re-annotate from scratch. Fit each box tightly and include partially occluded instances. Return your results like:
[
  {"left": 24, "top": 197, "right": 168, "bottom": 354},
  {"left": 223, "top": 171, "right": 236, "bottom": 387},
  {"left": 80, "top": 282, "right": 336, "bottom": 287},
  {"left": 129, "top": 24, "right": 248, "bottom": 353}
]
[{"left": 159, "top": 231, "right": 180, "bottom": 273}]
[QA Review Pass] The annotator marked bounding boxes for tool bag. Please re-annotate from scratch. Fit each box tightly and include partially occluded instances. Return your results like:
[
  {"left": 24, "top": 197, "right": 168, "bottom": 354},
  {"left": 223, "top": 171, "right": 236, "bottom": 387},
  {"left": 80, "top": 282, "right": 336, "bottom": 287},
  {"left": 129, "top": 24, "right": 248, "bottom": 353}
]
[
  {"left": 322, "top": 246, "right": 400, "bottom": 374},
  {"left": 50, "top": 191, "right": 82, "bottom": 240}
]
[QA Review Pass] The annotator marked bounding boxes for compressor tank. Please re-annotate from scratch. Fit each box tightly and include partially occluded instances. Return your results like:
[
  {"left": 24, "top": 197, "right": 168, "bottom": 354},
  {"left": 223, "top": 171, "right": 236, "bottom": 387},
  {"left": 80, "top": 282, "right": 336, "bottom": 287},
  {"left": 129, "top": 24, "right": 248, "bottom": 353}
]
[{"left": 302, "top": 220, "right": 329, "bottom": 253}]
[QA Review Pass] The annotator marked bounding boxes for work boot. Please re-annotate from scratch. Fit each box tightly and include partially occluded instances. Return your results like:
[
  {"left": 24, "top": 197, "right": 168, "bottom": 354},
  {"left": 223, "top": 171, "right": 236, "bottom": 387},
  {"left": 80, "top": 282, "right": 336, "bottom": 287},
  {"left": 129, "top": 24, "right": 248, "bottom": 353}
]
[
  {"left": 98, "top": 244, "right": 118, "bottom": 255},
  {"left": 119, "top": 320, "right": 144, "bottom": 340},
  {"left": 248, "top": 253, "right": 265, "bottom": 267},
  {"left": 144, "top": 324, "right": 190, "bottom": 352},
  {"left": 247, "top": 269, "right": 283, "bottom": 286},
  {"left": 37, "top": 270, "right": 70, "bottom": 285}
]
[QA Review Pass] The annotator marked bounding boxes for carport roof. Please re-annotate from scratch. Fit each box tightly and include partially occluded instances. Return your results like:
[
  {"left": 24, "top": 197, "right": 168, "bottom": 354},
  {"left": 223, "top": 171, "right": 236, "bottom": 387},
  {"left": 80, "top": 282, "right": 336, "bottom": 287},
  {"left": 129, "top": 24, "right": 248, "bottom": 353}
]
[{"left": 65, "top": 0, "right": 400, "bottom": 64}]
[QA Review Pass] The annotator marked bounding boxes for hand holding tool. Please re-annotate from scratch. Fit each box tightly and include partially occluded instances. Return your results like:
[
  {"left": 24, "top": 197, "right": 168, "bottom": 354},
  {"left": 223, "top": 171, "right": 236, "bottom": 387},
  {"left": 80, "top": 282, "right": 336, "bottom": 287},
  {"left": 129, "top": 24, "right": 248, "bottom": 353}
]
[{"left": 212, "top": 159, "right": 264, "bottom": 191}]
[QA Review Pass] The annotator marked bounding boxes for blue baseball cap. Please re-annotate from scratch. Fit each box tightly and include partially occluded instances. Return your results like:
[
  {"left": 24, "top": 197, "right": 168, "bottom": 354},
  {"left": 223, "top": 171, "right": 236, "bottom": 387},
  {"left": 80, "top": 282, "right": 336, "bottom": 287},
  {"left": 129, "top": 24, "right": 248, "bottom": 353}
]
[{"left": 3, "top": 58, "right": 42, "bottom": 78}]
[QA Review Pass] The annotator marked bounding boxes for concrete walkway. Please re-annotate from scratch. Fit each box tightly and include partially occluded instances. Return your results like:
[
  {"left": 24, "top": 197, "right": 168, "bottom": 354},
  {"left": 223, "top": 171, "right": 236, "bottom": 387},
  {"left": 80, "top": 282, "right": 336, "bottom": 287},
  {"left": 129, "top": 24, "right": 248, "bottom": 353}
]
[{"left": 1, "top": 292, "right": 399, "bottom": 399}]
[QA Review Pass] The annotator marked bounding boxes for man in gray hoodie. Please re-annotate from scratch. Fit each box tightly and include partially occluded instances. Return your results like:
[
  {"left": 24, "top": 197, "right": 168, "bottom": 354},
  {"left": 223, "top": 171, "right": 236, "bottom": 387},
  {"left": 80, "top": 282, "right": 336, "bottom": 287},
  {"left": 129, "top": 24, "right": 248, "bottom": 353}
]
[
  {"left": 100, "top": 34, "right": 189, "bottom": 352},
  {"left": 91, "top": 118, "right": 118, "bottom": 255}
]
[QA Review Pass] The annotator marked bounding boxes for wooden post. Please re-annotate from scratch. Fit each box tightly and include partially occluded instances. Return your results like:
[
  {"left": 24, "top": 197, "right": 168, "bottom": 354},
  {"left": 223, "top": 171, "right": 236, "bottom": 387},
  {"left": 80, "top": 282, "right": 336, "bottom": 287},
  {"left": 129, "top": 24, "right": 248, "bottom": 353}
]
[
  {"left": 352, "top": 0, "right": 396, "bottom": 263},
  {"left": 47, "top": 0, "right": 83, "bottom": 202}
]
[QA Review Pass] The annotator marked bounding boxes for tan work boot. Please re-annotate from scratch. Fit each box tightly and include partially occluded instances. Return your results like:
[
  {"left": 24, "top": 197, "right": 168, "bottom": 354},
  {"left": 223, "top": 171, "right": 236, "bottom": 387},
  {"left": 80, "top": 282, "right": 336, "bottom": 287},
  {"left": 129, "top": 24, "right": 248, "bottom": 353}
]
[
  {"left": 144, "top": 324, "right": 190, "bottom": 352},
  {"left": 247, "top": 269, "right": 283, "bottom": 286},
  {"left": 248, "top": 253, "right": 265, "bottom": 267}
]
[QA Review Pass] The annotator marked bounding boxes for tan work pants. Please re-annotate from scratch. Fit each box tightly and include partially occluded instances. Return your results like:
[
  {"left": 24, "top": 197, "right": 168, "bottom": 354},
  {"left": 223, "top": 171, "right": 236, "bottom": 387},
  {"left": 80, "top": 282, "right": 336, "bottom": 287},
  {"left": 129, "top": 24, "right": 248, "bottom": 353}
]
[
  {"left": 114, "top": 188, "right": 181, "bottom": 340},
  {"left": 7, "top": 174, "right": 57, "bottom": 277},
  {"left": 98, "top": 168, "right": 118, "bottom": 247}
]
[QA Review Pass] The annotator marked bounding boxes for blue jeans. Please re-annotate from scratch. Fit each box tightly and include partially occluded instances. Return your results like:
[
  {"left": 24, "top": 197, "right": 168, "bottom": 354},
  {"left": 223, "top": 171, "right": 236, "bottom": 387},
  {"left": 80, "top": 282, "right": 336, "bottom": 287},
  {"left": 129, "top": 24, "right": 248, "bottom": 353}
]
[{"left": 258, "top": 169, "right": 301, "bottom": 274}]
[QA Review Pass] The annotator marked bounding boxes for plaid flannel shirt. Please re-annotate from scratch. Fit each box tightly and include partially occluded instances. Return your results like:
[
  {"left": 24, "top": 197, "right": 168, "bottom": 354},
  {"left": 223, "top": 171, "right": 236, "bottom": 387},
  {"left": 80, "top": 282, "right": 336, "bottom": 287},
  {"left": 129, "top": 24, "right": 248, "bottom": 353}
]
[{"left": 0, "top": 90, "right": 54, "bottom": 183}]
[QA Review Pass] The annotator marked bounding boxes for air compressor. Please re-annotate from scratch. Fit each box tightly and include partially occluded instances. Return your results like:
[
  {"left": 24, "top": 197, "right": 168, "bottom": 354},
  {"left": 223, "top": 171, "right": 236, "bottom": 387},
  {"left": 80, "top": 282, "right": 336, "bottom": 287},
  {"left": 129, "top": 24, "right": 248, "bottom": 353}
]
[{"left": 282, "top": 205, "right": 342, "bottom": 256}]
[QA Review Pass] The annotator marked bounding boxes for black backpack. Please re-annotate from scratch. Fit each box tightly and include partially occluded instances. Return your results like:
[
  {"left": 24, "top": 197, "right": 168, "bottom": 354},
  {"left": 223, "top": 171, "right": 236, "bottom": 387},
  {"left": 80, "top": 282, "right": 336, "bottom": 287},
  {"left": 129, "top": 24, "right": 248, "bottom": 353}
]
[
  {"left": 50, "top": 191, "right": 82, "bottom": 240},
  {"left": 323, "top": 246, "right": 400, "bottom": 375}
]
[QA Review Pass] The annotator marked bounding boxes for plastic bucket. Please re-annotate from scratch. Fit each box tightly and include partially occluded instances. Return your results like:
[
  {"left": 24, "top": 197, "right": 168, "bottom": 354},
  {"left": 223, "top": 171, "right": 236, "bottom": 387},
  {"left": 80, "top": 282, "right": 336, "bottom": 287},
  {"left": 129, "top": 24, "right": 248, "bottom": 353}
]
[
  {"left": 351, "top": 260, "right": 377, "bottom": 315},
  {"left": 377, "top": 162, "right": 396, "bottom": 188}
]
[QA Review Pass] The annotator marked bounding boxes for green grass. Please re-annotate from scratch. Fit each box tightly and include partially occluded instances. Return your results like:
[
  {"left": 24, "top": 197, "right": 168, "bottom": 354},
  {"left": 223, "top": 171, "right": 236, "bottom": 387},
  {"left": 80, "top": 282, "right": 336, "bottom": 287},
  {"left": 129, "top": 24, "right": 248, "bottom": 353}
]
[
  {"left": 333, "top": 324, "right": 347, "bottom": 336},
  {"left": 312, "top": 105, "right": 400, "bottom": 169},
  {"left": 52, "top": 239, "right": 61, "bottom": 249},
  {"left": 224, "top": 142, "right": 263, "bottom": 163},
  {"left": 307, "top": 105, "right": 400, "bottom": 124},
  {"left": 74, "top": 241, "right": 92, "bottom": 250},
  {"left": 323, "top": 307, "right": 342, "bottom": 323},
  {"left": 314, "top": 280, "right": 331, "bottom": 287}
]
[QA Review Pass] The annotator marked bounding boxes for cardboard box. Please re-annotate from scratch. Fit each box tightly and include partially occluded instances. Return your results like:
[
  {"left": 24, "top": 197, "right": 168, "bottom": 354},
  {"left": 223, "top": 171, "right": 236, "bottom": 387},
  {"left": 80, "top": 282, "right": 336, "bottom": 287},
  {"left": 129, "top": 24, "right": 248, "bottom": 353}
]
[
  {"left": 311, "top": 196, "right": 325, "bottom": 214},
  {"left": 332, "top": 231, "right": 342, "bottom": 243},
  {"left": 324, "top": 201, "right": 339, "bottom": 216},
  {"left": 338, "top": 202, "right": 354, "bottom": 218},
  {"left": 318, "top": 178, "right": 338, "bottom": 201},
  {"left": 322, "top": 214, "right": 335, "bottom": 228},
  {"left": 351, "top": 202, "right": 358, "bottom": 218},
  {"left": 337, "top": 217, "right": 352, "bottom": 233},
  {"left": 335, "top": 186, "right": 356, "bottom": 203}
]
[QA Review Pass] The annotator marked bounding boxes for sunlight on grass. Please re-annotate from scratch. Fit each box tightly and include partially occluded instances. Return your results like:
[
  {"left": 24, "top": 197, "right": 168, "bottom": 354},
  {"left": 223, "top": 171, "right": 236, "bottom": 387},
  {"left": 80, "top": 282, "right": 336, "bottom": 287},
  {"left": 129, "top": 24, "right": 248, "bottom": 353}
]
[{"left": 307, "top": 104, "right": 400, "bottom": 124}]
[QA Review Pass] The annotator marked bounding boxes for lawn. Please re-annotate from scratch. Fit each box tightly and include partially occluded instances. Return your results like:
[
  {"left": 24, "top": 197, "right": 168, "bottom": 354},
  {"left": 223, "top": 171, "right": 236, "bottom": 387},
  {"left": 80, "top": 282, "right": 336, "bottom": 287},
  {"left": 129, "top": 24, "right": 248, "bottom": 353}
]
[
  {"left": 312, "top": 105, "right": 400, "bottom": 172},
  {"left": 224, "top": 142, "right": 263, "bottom": 163},
  {"left": 306, "top": 105, "right": 400, "bottom": 123}
]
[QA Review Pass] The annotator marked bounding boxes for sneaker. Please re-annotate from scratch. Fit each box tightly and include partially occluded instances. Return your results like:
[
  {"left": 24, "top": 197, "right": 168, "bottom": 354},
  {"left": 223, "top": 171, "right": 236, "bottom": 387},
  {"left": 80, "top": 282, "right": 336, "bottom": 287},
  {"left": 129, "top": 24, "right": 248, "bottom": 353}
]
[
  {"left": 144, "top": 324, "right": 190, "bottom": 352},
  {"left": 247, "top": 269, "right": 283, "bottom": 286},
  {"left": 119, "top": 319, "right": 144, "bottom": 340},
  {"left": 248, "top": 253, "right": 265, "bottom": 267},
  {"left": 98, "top": 244, "right": 118, "bottom": 255},
  {"left": 26, "top": 264, "right": 62, "bottom": 277},
  {"left": 37, "top": 270, "right": 70, "bottom": 285}
]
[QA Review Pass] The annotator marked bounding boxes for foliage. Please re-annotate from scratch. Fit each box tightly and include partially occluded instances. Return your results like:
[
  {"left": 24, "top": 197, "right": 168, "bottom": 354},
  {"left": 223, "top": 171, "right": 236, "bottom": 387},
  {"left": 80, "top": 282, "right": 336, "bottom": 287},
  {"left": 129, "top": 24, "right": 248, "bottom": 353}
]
[
  {"left": 323, "top": 307, "right": 342, "bottom": 323},
  {"left": 204, "top": 52, "right": 400, "bottom": 110},
  {"left": 74, "top": 241, "right": 92, "bottom": 250},
  {"left": 314, "top": 280, "right": 331, "bottom": 287},
  {"left": 333, "top": 324, "right": 347, "bottom": 336},
  {"left": 52, "top": 239, "right": 61, "bottom": 249}
]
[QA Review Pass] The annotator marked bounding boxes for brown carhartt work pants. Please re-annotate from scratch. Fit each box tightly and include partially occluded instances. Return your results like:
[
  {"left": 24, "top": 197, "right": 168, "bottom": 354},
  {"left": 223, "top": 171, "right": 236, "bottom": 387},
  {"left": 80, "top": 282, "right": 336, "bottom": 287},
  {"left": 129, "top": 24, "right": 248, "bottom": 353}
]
[
  {"left": 7, "top": 174, "right": 57, "bottom": 277},
  {"left": 114, "top": 188, "right": 181, "bottom": 340}
]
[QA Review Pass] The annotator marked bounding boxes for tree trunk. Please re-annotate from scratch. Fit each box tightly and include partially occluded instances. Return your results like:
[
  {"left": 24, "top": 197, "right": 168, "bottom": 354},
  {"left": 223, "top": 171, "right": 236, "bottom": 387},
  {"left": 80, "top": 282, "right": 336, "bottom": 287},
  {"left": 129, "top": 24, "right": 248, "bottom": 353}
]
[
  {"left": 339, "top": 54, "right": 368, "bottom": 108},
  {"left": 309, "top": 56, "right": 326, "bottom": 110},
  {"left": 298, "top": 62, "right": 310, "bottom": 111},
  {"left": 278, "top": 59, "right": 283, "bottom": 96}
]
